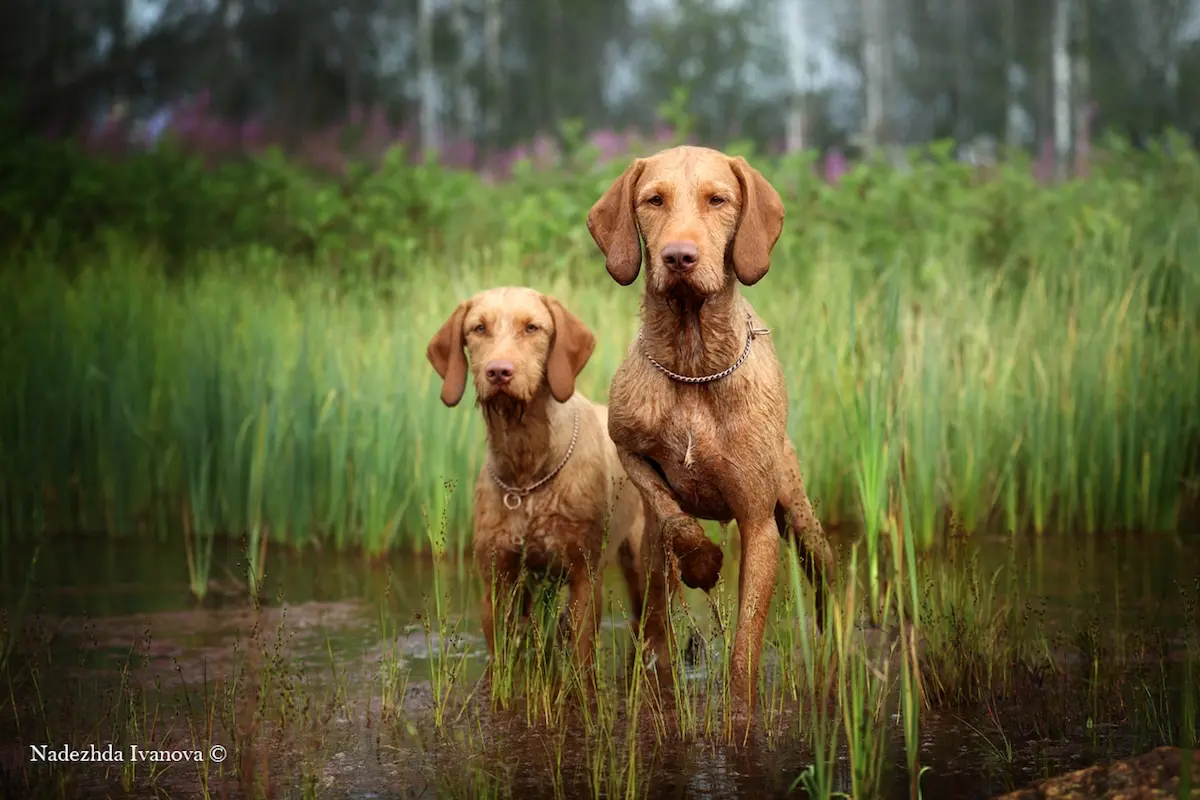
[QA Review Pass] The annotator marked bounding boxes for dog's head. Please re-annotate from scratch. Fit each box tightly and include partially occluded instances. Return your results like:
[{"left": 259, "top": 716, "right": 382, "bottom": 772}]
[
  {"left": 586, "top": 145, "right": 785, "bottom": 299},
  {"left": 426, "top": 287, "right": 596, "bottom": 410}
]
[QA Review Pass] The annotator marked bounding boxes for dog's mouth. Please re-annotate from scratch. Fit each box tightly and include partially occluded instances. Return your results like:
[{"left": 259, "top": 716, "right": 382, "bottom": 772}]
[
  {"left": 661, "top": 275, "right": 718, "bottom": 307},
  {"left": 477, "top": 391, "right": 530, "bottom": 422},
  {"left": 657, "top": 262, "right": 724, "bottom": 299}
]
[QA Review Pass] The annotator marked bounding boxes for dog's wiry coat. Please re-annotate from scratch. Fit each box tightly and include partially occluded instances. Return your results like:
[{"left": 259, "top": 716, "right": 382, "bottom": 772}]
[
  {"left": 586, "top": 146, "right": 836, "bottom": 719},
  {"left": 426, "top": 287, "right": 646, "bottom": 678}
]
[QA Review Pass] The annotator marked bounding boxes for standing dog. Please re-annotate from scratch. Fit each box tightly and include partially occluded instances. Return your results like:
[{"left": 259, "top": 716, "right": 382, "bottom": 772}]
[
  {"left": 585, "top": 146, "right": 836, "bottom": 716},
  {"left": 426, "top": 287, "right": 645, "bottom": 676}
]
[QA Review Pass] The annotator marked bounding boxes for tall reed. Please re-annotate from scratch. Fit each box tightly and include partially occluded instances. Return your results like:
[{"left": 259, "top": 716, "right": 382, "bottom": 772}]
[{"left": 2, "top": 152, "right": 1197, "bottom": 577}]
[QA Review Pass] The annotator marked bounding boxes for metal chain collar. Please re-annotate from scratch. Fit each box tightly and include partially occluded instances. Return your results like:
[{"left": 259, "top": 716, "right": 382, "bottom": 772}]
[
  {"left": 638, "top": 313, "right": 769, "bottom": 384},
  {"left": 488, "top": 410, "right": 581, "bottom": 510}
]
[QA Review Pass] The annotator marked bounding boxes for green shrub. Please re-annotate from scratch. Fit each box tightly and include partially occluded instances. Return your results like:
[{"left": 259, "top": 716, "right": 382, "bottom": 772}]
[{"left": 1, "top": 134, "right": 1197, "bottom": 563}]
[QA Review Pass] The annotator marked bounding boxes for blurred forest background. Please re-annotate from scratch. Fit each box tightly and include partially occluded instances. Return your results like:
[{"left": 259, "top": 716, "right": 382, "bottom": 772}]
[
  {"left": 5, "top": 0, "right": 1200, "bottom": 171},
  {"left": 2, "top": 0, "right": 1198, "bottom": 564}
]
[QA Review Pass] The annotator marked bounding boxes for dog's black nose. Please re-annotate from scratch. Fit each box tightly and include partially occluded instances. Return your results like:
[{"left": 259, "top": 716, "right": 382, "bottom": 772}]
[{"left": 661, "top": 241, "right": 699, "bottom": 272}]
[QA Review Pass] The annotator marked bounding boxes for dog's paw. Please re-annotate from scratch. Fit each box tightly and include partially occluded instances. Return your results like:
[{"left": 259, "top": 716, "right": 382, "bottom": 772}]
[
  {"left": 665, "top": 520, "right": 723, "bottom": 592},
  {"left": 661, "top": 515, "right": 723, "bottom": 590},
  {"left": 679, "top": 541, "right": 723, "bottom": 591}
]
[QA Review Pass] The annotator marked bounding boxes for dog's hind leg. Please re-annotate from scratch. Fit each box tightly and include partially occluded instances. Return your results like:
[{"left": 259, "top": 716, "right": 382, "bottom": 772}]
[
  {"left": 476, "top": 548, "right": 527, "bottom": 659},
  {"left": 617, "top": 539, "right": 645, "bottom": 635},
  {"left": 565, "top": 560, "right": 605, "bottom": 694},
  {"left": 776, "top": 438, "right": 834, "bottom": 630}
]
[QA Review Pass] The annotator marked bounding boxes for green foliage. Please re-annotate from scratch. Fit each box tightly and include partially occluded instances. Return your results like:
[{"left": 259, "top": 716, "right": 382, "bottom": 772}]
[{"left": 1, "top": 136, "right": 1198, "bottom": 559}]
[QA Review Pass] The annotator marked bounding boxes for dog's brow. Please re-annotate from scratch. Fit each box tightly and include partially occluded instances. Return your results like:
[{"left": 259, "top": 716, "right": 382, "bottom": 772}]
[
  {"left": 469, "top": 306, "right": 498, "bottom": 331},
  {"left": 506, "top": 306, "right": 540, "bottom": 333},
  {"left": 638, "top": 182, "right": 671, "bottom": 201},
  {"left": 699, "top": 180, "right": 734, "bottom": 197},
  {"left": 678, "top": 152, "right": 712, "bottom": 183}
]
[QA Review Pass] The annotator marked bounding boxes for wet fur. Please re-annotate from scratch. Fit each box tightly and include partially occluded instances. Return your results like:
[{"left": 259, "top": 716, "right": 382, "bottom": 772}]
[
  {"left": 586, "top": 146, "right": 836, "bottom": 716},
  {"left": 426, "top": 287, "right": 646, "bottom": 677}
]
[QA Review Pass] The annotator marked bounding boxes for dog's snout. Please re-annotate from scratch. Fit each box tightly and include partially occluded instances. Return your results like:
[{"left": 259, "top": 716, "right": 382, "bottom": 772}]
[
  {"left": 661, "top": 241, "right": 700, "bottom": 272},
  {"left": 485, "top": 360, "right": 515, "bottom": 386}
]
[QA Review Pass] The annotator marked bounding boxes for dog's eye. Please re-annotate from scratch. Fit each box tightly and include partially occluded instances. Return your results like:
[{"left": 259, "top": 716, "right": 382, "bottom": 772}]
[
  {"left": 647, "top": 195, "right": 664, "bottom": 207},
  {"left": 524, "top": 323, "right": 540, "bottom": 334},
  {"left": 472, "top": 323, "right": 486, "bottom": 335},
  {"left": 709, "top": 196, "right": 727, "bottom": 207}
]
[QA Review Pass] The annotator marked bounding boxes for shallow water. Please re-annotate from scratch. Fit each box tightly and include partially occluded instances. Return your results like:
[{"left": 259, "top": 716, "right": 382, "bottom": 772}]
[
  {"left": 2, "top": 529, "right": 1197, "bottom": 799},
  {"left": 4, "top": 528, "right": 1195, "bottom": 625}
]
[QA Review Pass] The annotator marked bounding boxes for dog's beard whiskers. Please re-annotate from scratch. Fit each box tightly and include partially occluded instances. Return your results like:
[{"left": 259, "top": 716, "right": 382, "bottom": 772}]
[
  {"left": 479, "top": 393, "right": 528, "bottom": 424},
  {"left": 660, "top": 272, "right": 714, "bottom": 307},
  {"left": 644, "top": 272, "right": 740, "bottom": 371},
  {"left": 665, "top": 291, "right": 704, "bottom": 317}
]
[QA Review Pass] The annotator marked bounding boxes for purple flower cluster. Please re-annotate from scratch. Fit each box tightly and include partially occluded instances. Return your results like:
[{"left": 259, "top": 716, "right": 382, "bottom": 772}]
[
  {"left": 80, "top": 90, "right": 269, "bottom": 165},
  {"left": 66, "top": 90, "right": 1094, "bottom": 185},
  {"left": 68, "top": 95, "right": 712, "bottom": 180}
]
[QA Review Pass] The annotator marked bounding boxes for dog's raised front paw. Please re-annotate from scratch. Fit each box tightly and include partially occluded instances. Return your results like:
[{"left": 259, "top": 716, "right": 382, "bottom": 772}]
[{"left": 663, "top": 515, "right": 723, "bottom": 591}]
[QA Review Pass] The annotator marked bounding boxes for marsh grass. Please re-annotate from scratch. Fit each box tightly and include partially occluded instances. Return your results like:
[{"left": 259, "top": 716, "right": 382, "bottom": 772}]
[
  {"left": 832, "top": 267, "right": 903, "bottom": 625},
  {"left": 377, "top": 569, "right": 411, "bottom": 719},
  {"left": 786, "top": 544, "right": 843, "bottom": 798},
  {"left": 3, "top": 153, "right": 1199, "bottom": 601}
]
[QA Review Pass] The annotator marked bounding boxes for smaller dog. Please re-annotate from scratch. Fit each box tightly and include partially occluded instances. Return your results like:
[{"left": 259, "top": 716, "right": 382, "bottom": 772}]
[{"left": 426, "top": 287, "right": 646, "bottom": 675}]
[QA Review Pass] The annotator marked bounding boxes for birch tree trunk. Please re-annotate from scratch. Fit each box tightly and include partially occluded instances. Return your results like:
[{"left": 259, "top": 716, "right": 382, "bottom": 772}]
[
  {"left": 451, "top": 0, "right": 474, "bottom": 142},
  {"left": 1071, "top": 0, "right": 1090, "bottom": 176},
  {"left": 344, "top": 0, "right": 362, "bottom": 124},
  {"left": 861, "top": 0, "right": 887, "bottom": 151},
  {"left": 1003, "top": 0, "right": 1021, "bottom": 152},
  {"left": 545, "top": 0, "right": 564, "bottom": 139},
  {"left": 286, "top": 18, "right": 313, "bottom": 150},
  {"left": 216, "top": 0, "right": 244, "bottom": 143},
  {"left": 784, "top": 0, "right": 808, "bottom": 153},
  {"left": 1051, "top": 0, "right": 1072, "bottom": 181},
  {"left": 417, "top": 0, "right": 438, "bottom": 157},
  {"left": 953, "top": 0, "right": 971, "bottom": 145},
  {"left": 482, "top": 0, "right": 503, "bottom": 165}
]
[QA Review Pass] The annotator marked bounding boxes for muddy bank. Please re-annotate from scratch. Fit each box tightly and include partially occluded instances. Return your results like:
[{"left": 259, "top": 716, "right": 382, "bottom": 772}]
[
  {"left": 2, "top": 531, "right": 1198, "bottom": 799},
  {"left": 994, "top": 747, "right": 1199, "bottom": 799}
]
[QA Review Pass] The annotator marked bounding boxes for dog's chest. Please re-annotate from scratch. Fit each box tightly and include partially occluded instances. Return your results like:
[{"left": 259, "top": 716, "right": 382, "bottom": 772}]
[
  {"left": 477, "top": 482, "right": 602, "bottom": 579},
  {"left": 645, "top": 399, "right": 734, "bottom": 520}
]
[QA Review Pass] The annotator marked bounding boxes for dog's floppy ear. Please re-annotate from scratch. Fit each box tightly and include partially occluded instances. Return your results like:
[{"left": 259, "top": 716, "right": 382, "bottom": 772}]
[
  {"left": 587, "top": 159, "right": 646, "bottom": 285},
  {"left": 542, "top": 295, "right": 596, "bottom": 403},
  {"left": 426, "top": 301, "right": 471, "bottom": 407},
  {"left": 728, "top": 156, "right": 785, "bottom": 286}
]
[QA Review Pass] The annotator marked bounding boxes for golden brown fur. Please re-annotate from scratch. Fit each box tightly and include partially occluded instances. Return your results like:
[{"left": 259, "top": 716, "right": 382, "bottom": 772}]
[
  {"left": 586, "top": 146, "right": 835, "bottom": 716},
  {"left": 426, "top": 287, "right": 646, "bottom": 677}
]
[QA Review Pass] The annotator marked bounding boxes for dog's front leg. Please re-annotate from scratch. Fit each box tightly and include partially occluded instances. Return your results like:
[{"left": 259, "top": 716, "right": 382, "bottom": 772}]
[
  {"left": 729, "top": 512, "right": 780, "bottom": 726},
  {"left": 617, "top": 451, "right": 724, "bottom": 590},
  {"left": 565, "top": 560, "right": 604, "bottom": 693},
  {"left": 476, "top": 548, "right": 523, "bottom": 662},
  {"left": 777, "top": 437, "right": 834, "bottom": 630},
  {"left": 616, "top": 450, "right": 720, "bottom": 695}
]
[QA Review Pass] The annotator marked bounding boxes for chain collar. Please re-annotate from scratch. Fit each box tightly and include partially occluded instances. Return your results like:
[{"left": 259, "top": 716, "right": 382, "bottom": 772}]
[
  {"left": 638, "top": 313, "right": 769, "bottom": 384},
  {"left": 488, "top": 410, "right": 581, "bottom": 510}
]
